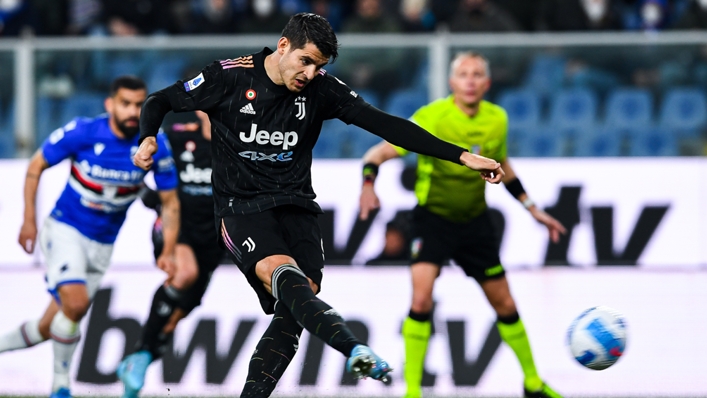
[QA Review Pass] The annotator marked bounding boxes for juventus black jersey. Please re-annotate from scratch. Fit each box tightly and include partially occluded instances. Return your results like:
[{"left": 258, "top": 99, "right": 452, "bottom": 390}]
[
  {"left": 160, "top": 48, "right": 368, "bottom": 217},
  {"left": 165, "top": 126, "right": 215, "bottom": 238}
]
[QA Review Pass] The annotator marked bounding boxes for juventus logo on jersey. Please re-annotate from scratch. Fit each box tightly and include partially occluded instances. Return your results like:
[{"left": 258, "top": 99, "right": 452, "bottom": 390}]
[{"left": 295, "top": 96, "right": 306, "bottom": 120}]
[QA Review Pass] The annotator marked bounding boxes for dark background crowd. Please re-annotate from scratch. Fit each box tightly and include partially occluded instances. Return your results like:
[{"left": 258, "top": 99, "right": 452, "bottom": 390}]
[{"left": 1, "top": 0, "right": 707, "bottom": 37}]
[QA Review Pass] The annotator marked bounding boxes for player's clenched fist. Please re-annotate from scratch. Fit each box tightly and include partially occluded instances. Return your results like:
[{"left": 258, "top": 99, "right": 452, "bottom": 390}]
[
  {"left": 18, "top": 221, "right": 37, "bottom": 254},
  {"left": 133, "top": 136, "right": 158, "bottom": 170},
  {"left": 459, "top": 152, "right": 504, "bottom": 184}
]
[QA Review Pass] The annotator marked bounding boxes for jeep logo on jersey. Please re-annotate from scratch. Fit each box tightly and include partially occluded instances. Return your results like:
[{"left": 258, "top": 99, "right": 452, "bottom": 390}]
[
  {"left": 295, "top": 96, "right": 306, "bottom": 120},
  {"left": 180, "top": 164, "right": 212, "bottom": 183},
  {"left": 239, "top": 124, "right": 298, "bottom": 150},
  {"left": 238, "top": 151, "right": 293, "bottom": 162}
]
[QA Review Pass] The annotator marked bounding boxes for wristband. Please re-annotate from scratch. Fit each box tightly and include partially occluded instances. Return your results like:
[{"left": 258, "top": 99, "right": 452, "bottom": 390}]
[
  {"left": 522, "top": 198, "right": 536, "bottom": 209},
  {"left": 504, "top": 177, "right": 526, "bottom": 199},
  {"left": 363, "top": 162, "right": 379, "bottom": 185}
]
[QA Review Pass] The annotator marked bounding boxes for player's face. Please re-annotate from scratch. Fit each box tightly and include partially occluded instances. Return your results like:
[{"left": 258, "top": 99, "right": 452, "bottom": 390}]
[
  {"left": 449, "top": 57, "right": 490, "bottom": 107},
  {"left": 105, "top": 88, "right": 146, "bottom": 139},
  {"left": 278, "top": 39, "right": 329, "bottom": 92}
]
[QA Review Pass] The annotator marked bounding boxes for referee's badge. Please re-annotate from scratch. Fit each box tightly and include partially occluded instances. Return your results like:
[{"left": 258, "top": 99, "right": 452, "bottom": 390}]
[
  {"left": 411, "top": 237, "right": 423, "bottom": 259},
  {"left": 471, "top": 144, "right": 481, "bottom": 154}
]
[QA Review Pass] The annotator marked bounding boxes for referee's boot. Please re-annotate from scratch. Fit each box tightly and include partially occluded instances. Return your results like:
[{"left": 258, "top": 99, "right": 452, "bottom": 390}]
[
  {"left": 346, "top": 344, "right": 392, "bottom": 383},
  {"left": 49, "top": 387, "right": 72, "bottom": 398},
  {"left": 117, "top": 350, "right": 153, "bottom": 398},
  {"left": 524, "top": 382, "right": 563, "bottom": 398}
]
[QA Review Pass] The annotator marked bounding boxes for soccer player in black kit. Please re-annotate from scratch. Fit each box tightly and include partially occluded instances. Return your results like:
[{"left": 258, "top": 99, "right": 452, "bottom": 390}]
[
  {"left": 132, "top": 13, "right": 505, "bottom": 398},
  {"left": 118, "top": 110, "right": 226, "bottom": 398}
]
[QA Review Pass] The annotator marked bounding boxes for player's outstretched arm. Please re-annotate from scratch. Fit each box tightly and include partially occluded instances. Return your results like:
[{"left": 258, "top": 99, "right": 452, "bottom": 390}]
[
  {"left": 351, "top": 106, "right": 503, "bottom": 183},
  {"left": 18, "top": 150, "right": 49, "bottom": 253},
  {"left": 156, "top": 189, "right": 180, "bottom": 283},
  {"left": 500, "top": 159, "right": 566, "bottom": 243},
  {"left": 359, "top": 142, "right": 401, "bottom": 220},
  {"left": 134, "top": 91, "right": 174, "bottom": 170}
]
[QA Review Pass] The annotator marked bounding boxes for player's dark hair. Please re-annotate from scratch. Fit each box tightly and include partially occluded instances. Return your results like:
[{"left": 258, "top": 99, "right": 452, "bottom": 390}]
[
  {"left": 281, "top": 13, "right": 339, "bottom": 63},
  {"left": 109, "top": 75, "right": 147, "bottom": 96}
]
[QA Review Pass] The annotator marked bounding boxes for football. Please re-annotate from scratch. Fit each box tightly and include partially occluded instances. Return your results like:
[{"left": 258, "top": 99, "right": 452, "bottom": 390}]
[{"left": 567, "top": 306, "right": 627, "bottom": 370}]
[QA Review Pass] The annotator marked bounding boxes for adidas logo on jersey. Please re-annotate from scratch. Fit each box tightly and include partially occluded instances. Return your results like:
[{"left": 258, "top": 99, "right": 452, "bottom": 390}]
[{"left": 240, "top": 103, "right": 256, "bottom": 115}]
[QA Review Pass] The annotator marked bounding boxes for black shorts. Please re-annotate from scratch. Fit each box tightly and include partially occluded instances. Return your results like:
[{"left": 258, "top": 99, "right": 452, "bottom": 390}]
[
  {"left": 178, "top": 232, "right": 224, "bottom": 274},
  {"left": 219, "top": 205, "right": 324, "bottom": 314},
  {"left": 152, "top": 221, "right": 226, "bottom": 312},
  {"left": 410, "top": 206, "right": 504, "bottom": 283},
  {"left": 152, "top": 219, "right": 224, "bottom": 273}
]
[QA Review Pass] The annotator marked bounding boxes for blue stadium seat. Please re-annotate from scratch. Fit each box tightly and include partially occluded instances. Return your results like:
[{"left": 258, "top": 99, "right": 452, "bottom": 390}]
[
  {"left": 515, "top": 126, "right": 565, "bottom": 157},
  {"left": 658, "top": 87, "right": 707, "bottom": 137},
  {"left": 574, "top": 127, "right": 622, "bottom": 157},
  {"left": 522, "top": 54, "right": 566, "bottom": 96},
  {"left": 36, "top": 97, "right": 62, "bottom": 145},
  {"left": 506, "top": 127, "right": 525, "bottom": 157},
  {"left": 111, "top": 58, "right": 142, "bottom": 80},
  {"left": 60, "top": 92, "right": 106, "bottom": 124},
  {"left": 314, "top": 119, "right": 347, "bottom": 158},
  {"left": 384, "top": 88, "right": 428, "bottom": 119},
  {"left": 605, "top": 88, "right": 653, "bottom": 129},
  {"left": 353, "top": 89, "right": 381, "bottom": 109},
  {"left": 627, "top": 128, "right": 678, "bottom": 157},
  {"left": 549, "top": 88, "right": 598, "bottom": 130},
  {"left": 497, "top": 89, "right": 541, "bottom": 129},
  {"left": 0, "top": 99, "right": 15, "bottom": 157},
  {"left": 0, "top": 101, "right": 9, "bottom": 158},
  {"left": 146, "top": 57, "right": 187, "bottom": 92},
  {"left": 346, "top": 126, "right": 382, "bottom": 158}
]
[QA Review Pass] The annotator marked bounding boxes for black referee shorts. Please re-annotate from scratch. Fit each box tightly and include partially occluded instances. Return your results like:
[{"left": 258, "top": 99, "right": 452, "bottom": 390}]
[
  {"left": 410, "top": 206, "right": 505, "bottom": 284},
  {"left": 219, "top": 205, "right": 324, "bottom": 314},
  {"left": 152, "top": 221, "right": 226, "bottom": 313}
]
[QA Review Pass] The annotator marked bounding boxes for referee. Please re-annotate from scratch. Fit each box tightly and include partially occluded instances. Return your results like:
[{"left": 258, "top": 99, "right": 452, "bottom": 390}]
[
  {"left": 359, "top": 52, "right": 566, "bottom": 398},
  {"left": 132, "top": 14, "right": 504, "bottom": 397}
]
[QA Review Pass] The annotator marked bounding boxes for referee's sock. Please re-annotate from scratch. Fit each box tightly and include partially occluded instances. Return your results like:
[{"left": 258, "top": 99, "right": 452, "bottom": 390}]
[
  {"left": 497, "top": 312, "right": 543, "bottom": 392},
  {"left": 271, "top": 264, "right": 362, "bottom": 357},
  {"left": 240, "top": 302, "right": 303, "bottom": 398},
  {"left": 402, "top": 311, "right": 432, "bottom": 398},
  {"left": 137, "top": 285, "right": 183, "bottom": 360},
  {"left": 0, "top": 319, "right": 46, "bottom": 353}
]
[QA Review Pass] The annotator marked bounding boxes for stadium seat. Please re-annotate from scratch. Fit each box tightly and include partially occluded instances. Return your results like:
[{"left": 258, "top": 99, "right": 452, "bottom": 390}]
[
  {"left": 353, "top": 89, "right": 381, "bottom": 109},
  {"left": 314, "top": 119, "right": 348, "bottom": 158},
  {"left": 605, "top": 88, "right": 653, "bottom": 129},
  {"left": 384, "top": 88, "right": 428, "bottom": 119},
  {"left": 627, "top": 128, "right": 678, "bottom": 157},
  {"left": 110, "top": 58, "right": 143, "bottom": 80},
  {"left": 59, "top": 92, "right": 106, "bottom": 124},
  {"left": 36, "top": 97, "right": 62, "bottom": 145},
  {"left": 0, "top": 98, "right": 13, "bottom": 157},
  {"left": 573, "top": 127, "right": 622, "bottom": 157},
  {"left": 522, "top": 54, "right": 566, "bottom": 96},
  {"left": 497, "top": 89, "right": 541, "bottom": 129},
  {"left": 0, "top": 100, "right": 15, "bottom": 157},
  {"left": 515, "top": 126, "right": 565, "bottom": 158},
  {"left": 549, "top": 88, "right": 598, "bottom": 130},
  {"left": 506, "top": 127, "right": 524, "bottom": 157},
  {"left": 658, "top": 87, "right": 707, "bottom": 137},
  {"left": 346, "top": 126, "right": 382, "bottom": 158},
  {"left": 146, "top": 56, "right": 187, "bottom": 92}
]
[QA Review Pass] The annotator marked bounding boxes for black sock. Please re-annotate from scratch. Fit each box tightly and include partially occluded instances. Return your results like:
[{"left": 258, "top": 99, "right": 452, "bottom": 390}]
[
  {"left": 137, "top": 285, "right": 182, "bottom": 359},
  {"left": 240, "top": 302, "right": 303, "bottom": 398},
  {"left": 271, "top": 265, "right": 362, "bottom": 357},
  {"left": 497, "top": 311, "right": 520, "bottom": 325}
]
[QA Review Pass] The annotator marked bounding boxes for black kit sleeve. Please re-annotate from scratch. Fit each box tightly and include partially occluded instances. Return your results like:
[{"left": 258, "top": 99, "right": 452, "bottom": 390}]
[
  {"left": 139, "top": 61, "right": 227, "bottom": 145},
  {"left": 351, "top": 105, "right": 466, "bottom": 165}
]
